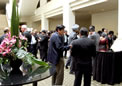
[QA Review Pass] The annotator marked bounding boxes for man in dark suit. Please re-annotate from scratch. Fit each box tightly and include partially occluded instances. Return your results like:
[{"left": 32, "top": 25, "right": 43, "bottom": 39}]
[
  {"left": 30, "top": 30, "right": 38, "bottom": 57},
  {"left": 88, "top": 25, "right": 100, "bottom": 77},
  {"left": 65, "top": 24, "right": 79, "bottom": 73},
  {"left": 21, "top": 25, "right": 32, "bottom": 52},
  {"left": 64, "top": 30, "right": 69, "bottom": 58},
  {"left": 88, "top": 25, "right": 100, "bottom": 51},
  {"left": 71, "top": 27, "right": 96, "bottom": 86},
  {"left": 38, "top": 30, "right": 48, "bottom": 61},
  {"left": 47, "top": 25, "right": 70, "bottom": 85}
]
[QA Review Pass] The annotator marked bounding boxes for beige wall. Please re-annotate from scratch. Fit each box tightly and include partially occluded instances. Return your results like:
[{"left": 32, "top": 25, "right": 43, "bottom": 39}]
[
  {"left": 20, "top": 16, "right": 41, "bottom": 31},
  {"left": 76, "top": 17, "right": 91, "bottom": 29},
  {"left": 0, "top": 9, "right": 5, "bottom": 14},
  {"left": 0, "top": 15, "right": 8, "bottom": 35},
  {"left": 41, "top": 0, "right": 63, "bottom": 13},
  {"left": 20, "top": 16, "right": 33, "bottom": 28},
  {"left": 92, "top": 10, "right": 118, "bottom": 35},
  {"left": 36, "top": 0, "right": 64, "bottom": 17},
  {"left": 32, "top": 21, "right": 41, "bottom": 31},
  {"left": 49, "top": 18, "right": 63, "bottom": 31},
  {"left": 48, "top": 16, "right": 91, "bottom": 31}
]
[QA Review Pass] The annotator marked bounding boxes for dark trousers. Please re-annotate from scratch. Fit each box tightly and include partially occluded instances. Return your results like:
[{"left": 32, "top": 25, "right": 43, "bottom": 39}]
[
  {"left": 64, "top": 42, "right": 68, "bottom": 57},
  {"left": 27, "top": 44, "right": 31, "bottom": 53},
  {"left": 65, "top": 56, "right": 71, "bottom": 67},
  {"left": 30, "top": 44, "right": 38, "bottom": 57},
  {"left": 66, "top": 56, "right": 73, "bottom": 72},
  {"left": 39, "top": 49, "right": 47, "bottom": 62},
  {"left": 74, "top": 67, "right": 92, "bottom": 86},
  {"left": 64, "top": 50, "right": 67, "bottom": 57},
  {"left": 52, "top": 58, "right": 64, "bottom": 85}
]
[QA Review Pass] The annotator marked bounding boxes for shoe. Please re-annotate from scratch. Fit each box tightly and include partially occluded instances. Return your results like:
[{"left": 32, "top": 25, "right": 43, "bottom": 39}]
[
  {"left": 64, "top": 56, "right": 67, "bottom": 59},
  {"left": 69, "top": 71, "right": 74, "bottom": 74},
  {"left": 65, "top": 66, "right": 68, "bottom": 69}
]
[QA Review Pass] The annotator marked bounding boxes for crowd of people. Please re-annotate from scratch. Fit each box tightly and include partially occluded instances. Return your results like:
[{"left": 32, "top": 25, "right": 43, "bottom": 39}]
[{"left": 0, "top": 24, "right": 117, "bottom": 86}]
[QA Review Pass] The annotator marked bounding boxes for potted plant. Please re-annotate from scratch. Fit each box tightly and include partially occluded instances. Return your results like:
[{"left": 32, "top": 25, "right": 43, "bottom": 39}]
[{"left": 0, "top": 0, "right": 49, "bottom": 77}]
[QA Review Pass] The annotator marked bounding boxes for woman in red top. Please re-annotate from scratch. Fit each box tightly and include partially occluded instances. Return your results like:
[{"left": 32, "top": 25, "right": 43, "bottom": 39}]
[{"left": 99, "top": 33, "right": 109, "bottom": 52}]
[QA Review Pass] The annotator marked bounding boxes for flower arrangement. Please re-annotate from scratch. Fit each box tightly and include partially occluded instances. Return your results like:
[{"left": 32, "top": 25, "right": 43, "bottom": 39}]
[
  {"left": 0, "top": 33, "right": 26, "bottom": 56},
  {"left": 0, "top": 0, "right": 48, "bottom": 68}
]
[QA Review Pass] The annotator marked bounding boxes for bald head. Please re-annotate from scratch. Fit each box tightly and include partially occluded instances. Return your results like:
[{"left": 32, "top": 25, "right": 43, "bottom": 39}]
[{"left": 21, "top": 25, "right": 27, "bottom": 32}]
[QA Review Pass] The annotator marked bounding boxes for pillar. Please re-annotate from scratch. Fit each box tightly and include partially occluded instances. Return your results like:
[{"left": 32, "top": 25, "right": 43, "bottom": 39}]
[
  {"left": 63, "top": 0, "right": 75, "bottom": 34},
  {"left": 118, "top": 0, "right": 122, "bottom": 38},
  {"left": 41, "top": 14, "right": 49, "bottom": 31},
  {"left": 110, "top": 0, "right": 122, "bottom": 51}
]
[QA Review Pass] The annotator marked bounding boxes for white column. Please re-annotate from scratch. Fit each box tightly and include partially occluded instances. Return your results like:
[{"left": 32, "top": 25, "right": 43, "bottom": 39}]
[
  {"left": 118, "top": 0, "right": 122, "bottom": 38},
  {"left": 41, "top": 14, "right": 49, "bottom": 31},
  {"left": 63, "top": 0, "right": 75, "bottom": 34},
  {"left": 6, "top": 0, "right": 13, "bottom": 27},
  {"left": 110, "top": 0, "right": 122, "bottom": 52}
]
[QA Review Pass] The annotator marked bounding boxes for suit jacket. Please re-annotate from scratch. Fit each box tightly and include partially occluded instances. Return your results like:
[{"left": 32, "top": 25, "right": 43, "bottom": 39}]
[
  {"left": 68, "top": 31, "right": 78, "bottom": 45},
  {"left": 47, "top": 32, "right": 70, "bottom": 65},
  {"left": 38, "top": 34, "right": 48, "bottom": 50},
  {"left": 0, "top": 34, "right": 6, "bottom": 44},
  {"left": 88, "top": 32, "right": 100, "bottom": 51},
  {"left": 71, "top": 36, "right": 96, "bottom": 71},
  {"left": 23, "top": 31, "right": 32, "bottom": 44}
]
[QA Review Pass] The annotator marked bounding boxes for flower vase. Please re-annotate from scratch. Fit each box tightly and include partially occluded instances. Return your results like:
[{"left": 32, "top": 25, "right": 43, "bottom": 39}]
[
  {"left": 9, "top": 58, "right": 22, "bottom": 76},
  {"left": 1, "top": 59, "right": 23, "bottom": 85}
]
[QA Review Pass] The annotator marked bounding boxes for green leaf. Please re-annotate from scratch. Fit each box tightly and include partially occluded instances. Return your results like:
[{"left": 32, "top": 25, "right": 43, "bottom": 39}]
[
  {"left": 0, "top": 58, "right": 3, "bottom": 64},
  {"left": 29, "top": 66, "right": 49, "bottom": 77},
  {"left": 16, "top": 48, "right": 49, "bottom": 67},
  {"left": 16, "top": 49, "right": 27, "bottom": 59},
  {"left": 11, "top": 47, "right": 18, "bottom": 54},
  {"left": 11, "top": 0, "right": 19, "bottom": 47},
  {"left": 26, "top": 54, "right": 34, "bottom": 65},
  {"left": 32, "top": 58, "right": 49, "bottom": 67}
]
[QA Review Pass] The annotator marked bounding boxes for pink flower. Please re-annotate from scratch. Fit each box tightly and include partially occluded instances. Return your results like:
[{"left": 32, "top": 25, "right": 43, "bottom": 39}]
[
  {"left": 6, "top": 32, "right": 11, "bottom": 40},
  {"left": 2, "top": 52, "right": 7, "bottom": 56},
  {"left": 0, "top": 45, "right": 3, "bottom": 49},
  {"left": 0, "top": 32, "right": 27, "bottom": 57},
  {"left": 0, "top": 42, "right": 7, "bottom": 48},
  {"left": 2, "top": 38, "right": 10, "bottom": 45},
  {"left": 19, "top": 34, "right": 27, "bottom": 40},
  {"left": 2, "top": 48, "right": 11, "bottom": 56},
  {"left": 5, "top": 48, "right": 11, "bottom": 52},
  {"left": 0, "top": 46, "right": 3, "bottom": 53},
  {"left": 10, "top": 38, "right": 16, "bottom": 44},
  {"left": 0, "top": 50, "right": 2, "bottom": 53},
  {"left": 19, "top": 40, "right": 22, "bottom": 47},
  {"left": 8, "top": 43, "right": 13, "bottom": 48}
]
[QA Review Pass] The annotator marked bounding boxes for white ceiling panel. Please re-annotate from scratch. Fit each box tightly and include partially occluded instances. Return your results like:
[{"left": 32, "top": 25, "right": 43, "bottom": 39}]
[{"left": 20, "top": 0, "right": 39, "bottom": 16}]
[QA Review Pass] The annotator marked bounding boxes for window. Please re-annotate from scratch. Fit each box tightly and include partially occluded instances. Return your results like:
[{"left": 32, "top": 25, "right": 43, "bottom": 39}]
[
  {"left": 36, "top": 0, "right": 40, "bottom": 8},
  {"left": 47, "top": 0, "right": 51, "bottom": 2}
]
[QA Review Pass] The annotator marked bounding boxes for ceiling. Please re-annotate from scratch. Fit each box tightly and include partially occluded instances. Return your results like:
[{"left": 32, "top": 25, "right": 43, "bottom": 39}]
[
  {"left": 75, "top": 0, "right": 118, "bottom": 19},
  {"left": 20, "top": 0, "right": 39, "bottom": 16},
  {"left": 0, "top": 0, "right": 9, "bottom": 10},
  {"left": 49, "top": 0, "right": 118, "bottom": 20},
  {"left": 0, "top": 0, "right": 118, "bottom": 18}
]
